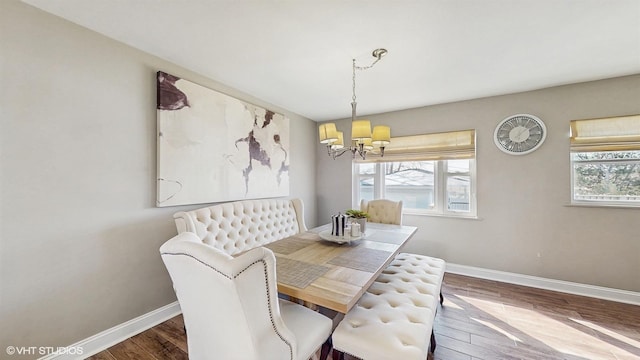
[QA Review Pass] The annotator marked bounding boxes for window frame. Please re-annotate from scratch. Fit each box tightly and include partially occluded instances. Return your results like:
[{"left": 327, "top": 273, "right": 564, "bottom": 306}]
[
  {"left": 443, "top": 159, "right": 477, "bottom": 217},
  {"left": 353, "top": 159, "right": 477, "bottom": 218}
]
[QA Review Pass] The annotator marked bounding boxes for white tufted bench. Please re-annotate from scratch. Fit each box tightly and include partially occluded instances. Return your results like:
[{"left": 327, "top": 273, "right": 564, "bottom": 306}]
[
  {"left": 332, "top": 253, "right": 446, "bottom": 360},
  {"left": 173, "top": 198, "right": 307, "bottom": 256}
]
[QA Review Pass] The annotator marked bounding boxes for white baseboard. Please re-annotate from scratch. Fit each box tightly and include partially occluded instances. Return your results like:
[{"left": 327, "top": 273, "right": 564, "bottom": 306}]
[
  {"left": 39, "top": 301, "right": 182, "bottom": 360},
  {"left": 446, "top": 263, "right": 640, "bottom": 306}
]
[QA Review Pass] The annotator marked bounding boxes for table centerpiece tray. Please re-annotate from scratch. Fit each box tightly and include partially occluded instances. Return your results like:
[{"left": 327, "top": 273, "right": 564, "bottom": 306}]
[{"left": 318, "top": 229, "right": 366, "bottom": 245}]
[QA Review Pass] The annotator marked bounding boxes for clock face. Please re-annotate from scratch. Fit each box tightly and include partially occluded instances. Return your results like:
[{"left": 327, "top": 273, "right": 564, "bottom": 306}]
[{"left": 494, "top": 114, "right": 547, "bottom": 155}]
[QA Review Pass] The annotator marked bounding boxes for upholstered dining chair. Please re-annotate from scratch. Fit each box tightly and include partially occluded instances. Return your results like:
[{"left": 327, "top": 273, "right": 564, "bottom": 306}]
[
  {"left": 360, "top": 199, "right": 403, "bottom": 225},
  {"left": 160, "top": 232, "right": 332, "bottom": 360}
]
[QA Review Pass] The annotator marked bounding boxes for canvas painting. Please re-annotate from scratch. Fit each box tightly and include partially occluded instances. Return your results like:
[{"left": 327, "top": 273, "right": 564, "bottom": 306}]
[{"left": 156, "top": 71, "right": 290, "bottom": 207}]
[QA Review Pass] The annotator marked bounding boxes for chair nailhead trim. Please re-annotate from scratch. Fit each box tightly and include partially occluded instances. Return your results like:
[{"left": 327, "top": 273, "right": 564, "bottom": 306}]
[{"left": 161, "top": 252, "right": 295, "bottom": 360}]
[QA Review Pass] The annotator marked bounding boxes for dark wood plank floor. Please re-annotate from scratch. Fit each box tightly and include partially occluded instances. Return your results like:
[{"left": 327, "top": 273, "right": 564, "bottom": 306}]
[
  {"left": 434, "top": 274, "right": 640, "bottom": 360},
  {"left": 87, "top": 273, "right": 640, "bottom": 360}
]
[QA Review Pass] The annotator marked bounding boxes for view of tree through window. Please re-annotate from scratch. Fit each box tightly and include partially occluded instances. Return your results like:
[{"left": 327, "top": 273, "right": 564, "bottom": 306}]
[{"left": 572, "top": 151, "right": 640, "bottom": 204}]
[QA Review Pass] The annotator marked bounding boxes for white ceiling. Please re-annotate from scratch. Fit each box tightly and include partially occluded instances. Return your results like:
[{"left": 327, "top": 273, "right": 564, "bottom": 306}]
[{"left": 22, "top": 0, "right": 640, "bottom": 121}]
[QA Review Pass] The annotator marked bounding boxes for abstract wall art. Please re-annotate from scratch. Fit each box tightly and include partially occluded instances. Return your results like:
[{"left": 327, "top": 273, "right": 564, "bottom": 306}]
[{"left": 156, "top": 71, "right": 290, "bottom": 207}]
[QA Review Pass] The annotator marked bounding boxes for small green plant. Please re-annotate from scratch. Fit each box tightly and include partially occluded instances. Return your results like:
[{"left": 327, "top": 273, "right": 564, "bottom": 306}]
[{"left": 345, "top": 209, "right": 370, "bottom": 219}]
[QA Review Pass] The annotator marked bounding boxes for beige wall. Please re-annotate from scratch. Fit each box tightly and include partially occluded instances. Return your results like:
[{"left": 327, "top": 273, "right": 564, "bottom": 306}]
[
  {"left": 0, "top": 0, "right": 317, "bottom": 355},
  {"left": 317, "top": 74, "right": 640, "bottom": 293}
]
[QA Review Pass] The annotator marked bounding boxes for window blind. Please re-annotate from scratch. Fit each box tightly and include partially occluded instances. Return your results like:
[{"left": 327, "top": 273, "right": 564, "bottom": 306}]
[
  {"left": 357, "top": 129, "right": 476, "bottom": 162},
  {"left": 570, "top": 114, "right": 640, "bottom": 152}
]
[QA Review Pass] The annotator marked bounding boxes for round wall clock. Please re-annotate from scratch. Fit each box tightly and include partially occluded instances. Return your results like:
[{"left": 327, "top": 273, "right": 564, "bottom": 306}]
[{"left": 494, "top": 114, "right": 547, "bottom": 155}]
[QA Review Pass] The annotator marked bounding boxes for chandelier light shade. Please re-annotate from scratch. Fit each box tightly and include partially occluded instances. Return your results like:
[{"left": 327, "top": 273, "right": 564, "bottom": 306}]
[
  {"left": 332, "top": 131, "right": 345, "bottom": 149},
  {"left": 372, "top": 125, "right": 391, "bottom": 146},
  {"left": 319, "top": 123, "right": 339, "bottom": 144},
  {"left": 352, "top": 120, "right": 373, "bottom": 140},
  {"left": 362, "top": 138, "right": 374, "bottom": 150},
  {"left": 319, "top": 48, "right": 391, "bottom": 160}
]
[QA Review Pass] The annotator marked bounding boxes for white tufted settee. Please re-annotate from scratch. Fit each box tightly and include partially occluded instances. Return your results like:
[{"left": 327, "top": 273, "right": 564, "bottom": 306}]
[{"left": 173, "top": 198, "right": 307, "bottom": 256}]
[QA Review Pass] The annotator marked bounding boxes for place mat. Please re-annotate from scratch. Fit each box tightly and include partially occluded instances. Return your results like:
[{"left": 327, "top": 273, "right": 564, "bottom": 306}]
[
  {"left": 363, "top": 231, "right": 406, "bottom": 245},
  {"left": 265, "top": 238, "right": 314, "bottom": 255},
  {"left": 328, "top": 248, "right": 393, "bottom": 273},
  {"left": 275, "top": 256, "right": 329, "bottom": 289},
  {"left": 294, "top": 231, "right": 322, "bottom": 240}
]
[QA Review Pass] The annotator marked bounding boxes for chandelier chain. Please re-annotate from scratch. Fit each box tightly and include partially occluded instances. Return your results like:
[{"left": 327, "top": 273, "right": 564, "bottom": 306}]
[
  {"left": 319, "top": 48, "right": 389, "bottom": 161},
  {"left": 354, "top": 56, "right": 383, "bottom": 71},
  {"left": 352, "top": 59, "right": 357, "bottom": 103},
  {"left": 352, "top": 54, "right": 384, "bottom": 103}
]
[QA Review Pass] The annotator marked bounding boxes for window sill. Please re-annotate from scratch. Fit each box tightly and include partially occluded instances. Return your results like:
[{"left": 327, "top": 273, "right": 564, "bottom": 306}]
[
  {"left": 565, "top": 203, "right": 640, "bottom": 210},
  {"left": 404, "top": 211, "right": 481, "bottom": 220}
]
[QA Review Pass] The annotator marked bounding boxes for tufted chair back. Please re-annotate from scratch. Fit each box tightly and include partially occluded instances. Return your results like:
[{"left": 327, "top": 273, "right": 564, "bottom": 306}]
[
  {"left": 173, "top": 198, "right": 307, "bottom": 256},
  {"left": 160, "top": 232, "right": 299, "bottom": 360},
  {"left": 361, "top": 199, "right": 403, "bottom": 225}
]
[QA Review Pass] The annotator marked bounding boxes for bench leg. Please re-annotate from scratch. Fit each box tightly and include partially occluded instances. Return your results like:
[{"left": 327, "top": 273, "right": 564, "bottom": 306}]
[
  {"left": 439, "top": 291, "right": 444, "bottom": 305},
  {"left": 430, "top": 331, "right": 437, "bottom": 354},
  {"left": 332, "top": 349, "right": 345, "bottom": 360},
  {"left": 320, "top": 337, "right": 332, "bottom": 360}
]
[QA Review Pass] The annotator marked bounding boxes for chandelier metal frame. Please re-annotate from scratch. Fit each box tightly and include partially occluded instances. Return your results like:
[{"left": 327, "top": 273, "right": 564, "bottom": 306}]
[{"left": 319, "top": 48, "right": 391, "bottom": 160}]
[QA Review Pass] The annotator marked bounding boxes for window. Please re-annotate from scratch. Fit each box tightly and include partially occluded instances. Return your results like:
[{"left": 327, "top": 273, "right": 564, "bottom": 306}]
[
  {"left": 354, "top": 160, "right": 476, "bottom": 217},
  {"left": 357, "top": 163, "right": 376, "bottom": 202},
  {"left": 385, "top": 161, "right": 435, "bottom": 209},
  {"left": 571, "top": 151, "right": 640, "bottom": 206},
  {"left": 445, "top": 159, "right": 473, "bottom": 212},
  {"left": 353, "top": 130, "right": 477, "bottom": 218},
  {"left": 570, "top": 115, "right": 640, "bottom": 207}
]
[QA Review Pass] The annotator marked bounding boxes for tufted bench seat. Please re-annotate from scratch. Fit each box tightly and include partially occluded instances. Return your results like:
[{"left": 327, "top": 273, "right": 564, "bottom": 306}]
[
  {"left": 332, "top": 253, "right": 446, "bottom": 360},
  {"left": 173, "top": 198, "right": 306, "bottom": 256}
]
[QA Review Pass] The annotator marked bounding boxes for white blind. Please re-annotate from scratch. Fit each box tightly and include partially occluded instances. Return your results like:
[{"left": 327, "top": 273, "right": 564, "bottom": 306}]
[
  {"left": 570, "top": 114, "right": 640, "bottom": 152},
  {"left": 357, "top": 129, "right": 476, "bottom": 162}
]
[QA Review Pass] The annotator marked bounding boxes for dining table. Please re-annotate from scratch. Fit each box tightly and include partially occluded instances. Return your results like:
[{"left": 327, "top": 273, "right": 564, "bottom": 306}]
[{"left": 263, "top": 222, "right": 417, "bottom": 314}]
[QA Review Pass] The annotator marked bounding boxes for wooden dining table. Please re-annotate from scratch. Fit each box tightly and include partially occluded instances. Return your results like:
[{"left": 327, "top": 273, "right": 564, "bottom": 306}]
[{"left": 264, "top": 222, "right": 417, "bottom": 314}]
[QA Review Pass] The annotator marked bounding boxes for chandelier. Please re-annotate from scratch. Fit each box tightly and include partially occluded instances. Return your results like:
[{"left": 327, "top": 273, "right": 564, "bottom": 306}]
[{"left": 319, "top": 48, "right": 391, "bottom": 160}]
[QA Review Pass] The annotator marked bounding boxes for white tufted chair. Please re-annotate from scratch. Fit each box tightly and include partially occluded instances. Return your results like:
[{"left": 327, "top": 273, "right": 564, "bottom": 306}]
[
  {"left": 160, "top": 232, "right": 332, "bottom": 360},
  {"left": 360, "top": 199, "right": 403, "bottom": 225},
  {"left": 174, "top": 198, "right": 307, "bottom": 256}
]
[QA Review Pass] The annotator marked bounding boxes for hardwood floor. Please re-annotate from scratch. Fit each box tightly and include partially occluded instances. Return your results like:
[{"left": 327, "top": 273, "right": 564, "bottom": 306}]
[
  {"left": 434, "top": 274, "right": 640, "bottom": 360},
  {"left": 87, "top": 273, "right": 640, "bottom": 360}
]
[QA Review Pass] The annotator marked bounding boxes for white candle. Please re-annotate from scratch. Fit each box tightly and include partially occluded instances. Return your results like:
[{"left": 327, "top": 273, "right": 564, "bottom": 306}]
[{"left": 351, "top": 223, "right": 361, "bottom": 237}]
